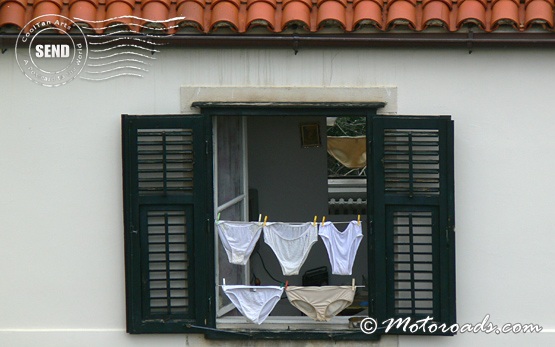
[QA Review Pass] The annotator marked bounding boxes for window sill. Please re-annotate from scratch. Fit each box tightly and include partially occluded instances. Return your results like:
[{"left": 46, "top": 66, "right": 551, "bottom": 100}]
[
  {"left": 206, "top": 316, "right": 382, "bottom": 341},
  {"left": 217, "top": 316, "right": 356, "bottom": 331}
]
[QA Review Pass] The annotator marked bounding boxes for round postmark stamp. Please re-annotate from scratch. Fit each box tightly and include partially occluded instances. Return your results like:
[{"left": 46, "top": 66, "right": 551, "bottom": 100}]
[{"left": 15, "top": 14, "right": 88, "bottom": 87}]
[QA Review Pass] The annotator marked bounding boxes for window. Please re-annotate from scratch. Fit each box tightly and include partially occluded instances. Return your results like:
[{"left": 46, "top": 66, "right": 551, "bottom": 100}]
[{"left": 122, "top": 104, "right": 455, "bottom": 339}]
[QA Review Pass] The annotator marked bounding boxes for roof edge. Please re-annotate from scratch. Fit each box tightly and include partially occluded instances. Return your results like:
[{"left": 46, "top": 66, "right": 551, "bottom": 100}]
[{"left": 3, "top": 33, "right": 555, "bottom": 50}]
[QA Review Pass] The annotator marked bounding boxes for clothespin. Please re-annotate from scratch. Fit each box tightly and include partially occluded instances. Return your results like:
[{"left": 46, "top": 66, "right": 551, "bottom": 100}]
[
  {"left": 285, "top": 280, "right": 289, "bottom": 290},
  {"left": 223, "top": 278, "right": 226, "bottom": 286},
  {"left": 357, "top": 214, "right": 361, "bottom": 226},
  {"left": 352, "top": 278, "right": 355, "bottom": 291},
  {"left": 258, "top": 214, "right": 262, "bottom": 225},
  {"left": 321, "top": 216, "right": 326, "bottom": 227},
  {"left": 263, "top": 215, "right": 268, "bottom": 227},
  {"left": 313, "top": 216, "right": 318, "bottom": 226},
  {"left": 217, "top": 212, "right": 221, "bottom": 223}
]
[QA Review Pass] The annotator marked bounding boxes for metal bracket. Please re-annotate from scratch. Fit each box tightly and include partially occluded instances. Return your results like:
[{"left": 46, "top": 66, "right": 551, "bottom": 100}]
[
  {"left": 467, "top": 30, "right": 474, "bottom": 54},
  {"left": 293, "top": 36, "right": 299, "bottom": 55}
]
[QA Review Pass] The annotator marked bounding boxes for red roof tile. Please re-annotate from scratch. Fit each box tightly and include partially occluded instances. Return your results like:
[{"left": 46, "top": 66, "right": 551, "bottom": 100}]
[
  {"left": 0, "top": 0, "right": 554, "bottom": 33},
  {"left": 247, "top": 0, "right": 277, "bottom": 30},
  {"left": 456, "top": 0, "right": 487, "bottom": 30},
  {"left": 352, "top": 0, "right": 383, "bottom": 29},
  {"left": 524, "top": 0, "right": 553, "bottom": 28},
  {"left": 422, "top": 0, "right": 451, "bottom": 29}
]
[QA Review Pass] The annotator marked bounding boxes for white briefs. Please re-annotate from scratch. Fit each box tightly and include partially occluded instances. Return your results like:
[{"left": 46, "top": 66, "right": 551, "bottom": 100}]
[
  {"left": 217, "top": 221, "right": 263, "bottom": 265},
  {"left": 222, "top": 285, "right": 284, "bottom": 324},
  {"left": 318, "top": 221, "right": 363, "bottom": 275},
  {"left": 263, "top": 222, "right": 318, "bottom": 276},
  {"left": 218, "top": 219, "right": 363, "bottom": 277}
]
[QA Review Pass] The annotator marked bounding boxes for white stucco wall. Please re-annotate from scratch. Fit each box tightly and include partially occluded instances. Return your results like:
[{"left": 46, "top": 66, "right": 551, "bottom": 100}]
[{"left": 1, "top": 46, "right": 555, "bottom": 347}]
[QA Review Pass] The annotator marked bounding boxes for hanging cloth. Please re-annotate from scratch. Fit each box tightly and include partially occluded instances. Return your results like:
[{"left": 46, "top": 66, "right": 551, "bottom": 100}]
[
  {"left": 222, "top": 285, "right": 284, "bottom": 324},
  {"left": 318, "top": 221, "right": 363, "bottom": 275},
  {"left": 263, "top": 222, "right": 318, "bottom": 276},
  {"left": 217, "top": 221, "right": 263, "bottom": 265},
  {"left": 327, "top": 136, "right": 367, "bottom": 169},
  {"left": 285, "top": 285, "right": 355, "bottom": 321}
]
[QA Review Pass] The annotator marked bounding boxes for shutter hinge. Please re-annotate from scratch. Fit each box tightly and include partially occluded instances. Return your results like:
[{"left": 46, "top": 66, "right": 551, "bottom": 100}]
[
  {"left": 446, "top": 217, "right": 452, "bottom": 246},
  {"left": 207, "top": 296, "right": 212, "bottom": 326}
]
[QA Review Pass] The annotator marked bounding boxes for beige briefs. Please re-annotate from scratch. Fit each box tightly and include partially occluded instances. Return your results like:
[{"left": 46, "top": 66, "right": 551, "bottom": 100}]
[{"left": 285, "top": 286, "right": 355, "bottom": 321}]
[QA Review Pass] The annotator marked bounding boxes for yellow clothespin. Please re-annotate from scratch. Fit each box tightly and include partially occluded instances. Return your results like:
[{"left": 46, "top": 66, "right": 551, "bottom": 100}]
[
  {"left": 357, "top": 214, "right": 361, "bottom": 226},
  {"left": 313, "top": 216, "right": 318, "bottom": 226},
  {"left": 321, "top": 216, "right": 326, "bottom": 227},
  {"left": 263, "top": 215, "right": 268, "bottom": 227}
]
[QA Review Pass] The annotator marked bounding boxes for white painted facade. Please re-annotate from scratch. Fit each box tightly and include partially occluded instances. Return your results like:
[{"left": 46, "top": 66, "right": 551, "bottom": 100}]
[{"left": 1, "top": 47, "right": 555, "bottom": 347}]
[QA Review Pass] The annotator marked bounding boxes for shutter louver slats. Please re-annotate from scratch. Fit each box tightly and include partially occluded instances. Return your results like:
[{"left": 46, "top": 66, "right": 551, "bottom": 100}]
[
  {"left": 137, "top": 129, "right": 194, "bottom": 194},
  {"left": 383, "top": 129, "right": 440, "bottom": 196},
  {"left": 392, "top": 211, "right": 434, "bottom": 316},
  {"left": 147, "top": 210, "right": 189, "bottom": 317}
]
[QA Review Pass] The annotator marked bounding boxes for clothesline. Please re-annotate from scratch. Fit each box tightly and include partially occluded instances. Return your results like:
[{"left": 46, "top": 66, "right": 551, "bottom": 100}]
[
  {"left": 216, "top": 284, "right": 367, "bottom": 288},
  {"left": 218, "top": 278, "right": 366, "bottom": 288},
  {"left": 215, "top": 213, "right": 363, "bottom": 226},
  {"left": 215, "top": 220, "right": 361, "bottom": 225}
]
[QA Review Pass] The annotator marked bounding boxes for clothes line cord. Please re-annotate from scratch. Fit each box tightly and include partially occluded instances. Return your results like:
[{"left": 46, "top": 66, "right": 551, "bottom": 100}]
[{"left": 255, "top": 249, "right": 282, "bottom": 284}]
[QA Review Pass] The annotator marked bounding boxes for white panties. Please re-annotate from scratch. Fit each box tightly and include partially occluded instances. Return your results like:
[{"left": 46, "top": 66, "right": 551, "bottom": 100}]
[
  {"left": 285, "top": 286, "right": 356, "bottom": 321},
  {"left": 217, "top": 221, "right": 263, "bottom": 265},
  {"left": 263, "top": 222, "right": 318, "bottom": 275},
  {"left": 222, "top": 285, "right": 284, "bottom": 324},
  {"left": 318, "top": 221, "right": 363, "bottom": 275}
]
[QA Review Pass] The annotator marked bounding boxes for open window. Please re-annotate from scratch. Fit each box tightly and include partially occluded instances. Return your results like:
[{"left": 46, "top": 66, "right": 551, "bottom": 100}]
[
  {"left": 214, "top": 112, "right": 369, "bottom": 332},
  {"left": 122, "top": 104, "right": 455, "bottom": 339}
]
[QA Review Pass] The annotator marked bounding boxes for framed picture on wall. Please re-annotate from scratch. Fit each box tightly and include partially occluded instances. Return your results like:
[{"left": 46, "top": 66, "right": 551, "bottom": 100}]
[{"left": 300, "top": 123, "right": 321, "bottom": 148}]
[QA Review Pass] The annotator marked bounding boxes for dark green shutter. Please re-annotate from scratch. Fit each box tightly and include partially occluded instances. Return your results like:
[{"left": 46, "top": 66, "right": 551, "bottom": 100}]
[
  {"left": 370, "top": 116, "right": 455, "bottom": 334},
  {"left": 122, "top": 115, "right": 210, "bottom": 334}
]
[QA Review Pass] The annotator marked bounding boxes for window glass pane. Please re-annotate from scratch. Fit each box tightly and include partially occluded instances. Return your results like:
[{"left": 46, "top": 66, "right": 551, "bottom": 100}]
[
  {"left": 327, "top": 116, "right": 367, "bottom": 216},
  {"left": 217, "top": 203, "right": 247, "bottom": 316},
  {"left": 217, "top": 116, "right": 244, "bottom": 205},
  {"left": 327, "top": 116, "right": 366, "bottom": 177}
]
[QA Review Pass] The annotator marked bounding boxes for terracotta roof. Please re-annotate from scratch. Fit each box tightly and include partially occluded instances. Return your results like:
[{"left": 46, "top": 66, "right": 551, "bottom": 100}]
[{"left": 0, "top": 0, "right": 553, "bottom": 34}]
